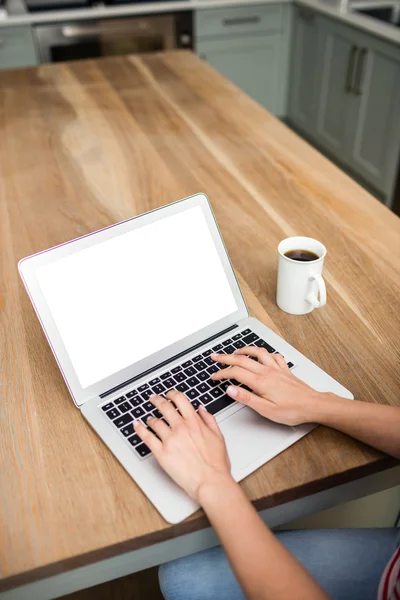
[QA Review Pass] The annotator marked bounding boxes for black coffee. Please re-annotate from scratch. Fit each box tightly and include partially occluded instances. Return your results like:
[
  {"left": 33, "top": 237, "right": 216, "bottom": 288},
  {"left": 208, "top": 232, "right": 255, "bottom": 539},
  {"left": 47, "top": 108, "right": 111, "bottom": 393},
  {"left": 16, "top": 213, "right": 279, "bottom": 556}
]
[{"left": 284, "top": 249, "right": 319, "bottom": 262}]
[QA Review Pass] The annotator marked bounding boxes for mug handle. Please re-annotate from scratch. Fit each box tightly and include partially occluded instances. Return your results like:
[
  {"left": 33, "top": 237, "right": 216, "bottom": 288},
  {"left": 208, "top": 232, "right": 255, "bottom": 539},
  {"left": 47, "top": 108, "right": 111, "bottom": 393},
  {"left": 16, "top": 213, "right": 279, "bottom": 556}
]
[{"left": 306, "top": 273, "right": 326, "bottom": 309}]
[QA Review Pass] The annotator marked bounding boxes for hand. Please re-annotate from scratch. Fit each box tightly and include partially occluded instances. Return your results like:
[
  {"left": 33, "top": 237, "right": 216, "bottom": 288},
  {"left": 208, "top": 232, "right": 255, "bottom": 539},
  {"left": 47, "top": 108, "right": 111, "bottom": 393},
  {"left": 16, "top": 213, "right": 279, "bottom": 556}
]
[
  {"left": 133, "top": 390, "right": 232, "bottom": 502},
  {"left": 210, "top": 347, "right": 328, "bottom": 426}
]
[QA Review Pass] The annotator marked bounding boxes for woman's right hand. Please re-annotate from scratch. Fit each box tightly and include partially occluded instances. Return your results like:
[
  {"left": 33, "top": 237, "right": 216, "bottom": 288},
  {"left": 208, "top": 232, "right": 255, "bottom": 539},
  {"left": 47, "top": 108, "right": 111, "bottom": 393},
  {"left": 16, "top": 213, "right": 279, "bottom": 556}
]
[{"left": 210, "top": 347, "right": 330, "bottom": 426}]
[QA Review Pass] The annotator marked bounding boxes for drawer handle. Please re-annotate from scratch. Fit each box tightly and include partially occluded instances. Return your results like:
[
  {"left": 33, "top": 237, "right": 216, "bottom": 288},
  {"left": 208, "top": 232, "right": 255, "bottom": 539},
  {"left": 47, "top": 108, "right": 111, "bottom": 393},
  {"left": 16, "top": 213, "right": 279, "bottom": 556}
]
[
  {"left": 345, "top": 45, "right": 358, "bottom": 92},
  {"left": 354, "top": 47, "right": 368, "bottom": 96},
  {"left": 222, "top": 16, "right": 261, "bottom": 26}
]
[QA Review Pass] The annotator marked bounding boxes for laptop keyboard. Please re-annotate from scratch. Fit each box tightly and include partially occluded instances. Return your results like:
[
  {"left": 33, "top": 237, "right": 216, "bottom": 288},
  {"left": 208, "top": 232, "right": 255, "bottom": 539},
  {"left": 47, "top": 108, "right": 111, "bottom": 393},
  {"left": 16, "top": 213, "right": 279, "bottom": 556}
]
[{"left": 100, "top": 328, "right": 295, "bottom": 459}]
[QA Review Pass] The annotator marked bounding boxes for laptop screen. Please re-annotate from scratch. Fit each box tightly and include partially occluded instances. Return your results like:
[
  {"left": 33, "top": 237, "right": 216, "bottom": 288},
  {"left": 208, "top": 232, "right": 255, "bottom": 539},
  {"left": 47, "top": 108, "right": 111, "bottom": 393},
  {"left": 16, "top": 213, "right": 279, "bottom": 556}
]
[{"left": 36, "top": 206, "right": 238, "bottom": 389}]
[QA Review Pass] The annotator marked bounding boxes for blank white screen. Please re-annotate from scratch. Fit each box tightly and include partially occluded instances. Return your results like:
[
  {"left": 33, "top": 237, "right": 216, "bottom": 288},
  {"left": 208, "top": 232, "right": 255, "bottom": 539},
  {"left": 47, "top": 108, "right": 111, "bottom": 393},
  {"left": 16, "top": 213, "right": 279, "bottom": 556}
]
[{"left": 37, "top": 206, "right": 238, "bottom": 389}]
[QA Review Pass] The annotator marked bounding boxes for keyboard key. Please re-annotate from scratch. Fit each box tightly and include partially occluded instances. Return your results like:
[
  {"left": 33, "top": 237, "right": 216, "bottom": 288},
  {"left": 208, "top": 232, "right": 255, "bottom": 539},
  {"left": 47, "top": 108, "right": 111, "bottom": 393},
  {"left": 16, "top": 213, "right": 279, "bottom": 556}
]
[
  {"left": 152, "top": 409, "right": 163, "bottom": 419},
  {"left": 200, "top": 392, "right": 213, "bottom": 405},
  {"left": 160, "top": 372, "right": 172, "bottom": 380},
  {"left": 233, "top": 340, "right": 245, "bottom": 349},
  {"left": 163, "top": 378, "right": 176, "bottom": 389},
  {"left": 130, "top": 397, "right": 142, "bottom": 408},
  {"left": 242, "top": 329, "right": 251, "bottom": 335},
  {"left": 220, "top": 381, "right": 232, "bottom": 392},
  {"left": 192, "top": 355, "right": 202, "bottom": 362},
  {"left": 105, "top": 408, "right": 120, "bottom": 420},
  {"left": 102, "top": 402, "right": 114, "bottom": 412},
  {"left": 114, "top": 413, "right": 134, "bottom": 428},
  {"left": 118, "top": 401, "right": 132, "bottom": 414},
  {"left": 191, "top": 399, "right": 201, "bottom": 410},
  {"left": 203, "top": 349, "right": 212, "bottom": 356},
  {"left": 138, "top": 383, "right": 149, "bottom": 392},
  {"left": 142, "top": 414, "right": 152, "bottom": 426},
  {"left": 126, "top": 390, "right": 138, "bottom": 398},
  {"left": 174, "top": 372, "right": 186, "bottom": 383},
  {"left": 222, "top": 338, "right": 233, "bottom": 346},
  {"left": 114, "top": 396, "right": 126, "bottom": 405},
  {"left": 187, "top": 388, "right": 199, "bottom": 400},
  {"left": 121, "top": 424, "right": 135, "bottom": 437},
  {"left": 207, "top": 395, "right": 235, "bottom": 415},
  {"left": 197, "top": 371, "right": 209, "bottom": 381},
  {"left": 287, "top": 362, "right": 294, "bottom": 369},
  {"left": 141, "top": 390, "right": 153, "bottom": 401},
  {"left": 149, "top": 377, "right": 160, "bottom": 386},
  {"left": 210, "top": 387, "right": 224, "bottom": 399},
  {"left": 255, "top": 339, "right": 275, "bottom": 353},
  {"left": 205, "top": 357, "right": 214, "bottom": 366},
  {"left": 143, "top": 401, "right": 154, "bottom": 412},
  {"left": 194, "top": 361, "right": 207, "bottom": 372},
  {"left": 207, "top": 365, "right": 218, "bottom": 375},
  {"left": 187, "top": 376, "right": 200, "bottom": 387},
  {"left": 177, "top": 382, "right": 189, "bottom": 393},
  {"left": 184, "top": 366, "right": 196, "bottom": 377},
  {"left": 232, "top": 334, "right": 242, "bottom": 341},
  {"left": 152, "top": 383, "right": 165, "bottom": 395},
  {"left": 132, "top": 406, "right": 145, "bottom": 418},
  {"left": 135, "top": 443, "right": 151, "bottom": 457},
  {"left": 243, "top": 333, "right": 258, "bottom": 345},
  {"left": 182, "top": 360, "right": 193, "bottom": 368},
  {"left": 208, "top": 378, "right": 220, "bottom": 387},
  {"left": 197, "top": 382, "right": 210, "bottom": 394},
  {"left": 212, "top": 344, "right": 223, "bottom": 351},
  {"left": 224, "top": 345, "right": 235, "bottom": 354},
  {"left": 128, "top": 434, "right": 141, "bottom": 447},
  {"left": 171, "top": 366, "right": 182, "bottom": 374}
]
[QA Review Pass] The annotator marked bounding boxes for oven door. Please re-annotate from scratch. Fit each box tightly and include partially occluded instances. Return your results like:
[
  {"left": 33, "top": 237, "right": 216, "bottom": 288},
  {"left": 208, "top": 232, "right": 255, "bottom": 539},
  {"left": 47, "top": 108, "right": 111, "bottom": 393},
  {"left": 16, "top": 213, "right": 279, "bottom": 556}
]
[{"left": 34, "top": 13, "right": 192, "bottom": 64}]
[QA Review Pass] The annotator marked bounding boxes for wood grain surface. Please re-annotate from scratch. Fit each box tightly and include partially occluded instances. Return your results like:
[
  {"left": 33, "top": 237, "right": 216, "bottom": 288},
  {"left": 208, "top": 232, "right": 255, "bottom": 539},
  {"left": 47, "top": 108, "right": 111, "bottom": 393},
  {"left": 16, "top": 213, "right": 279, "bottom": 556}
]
[{"left": 0, "top": 51, "right": 399, "bottom": 591}]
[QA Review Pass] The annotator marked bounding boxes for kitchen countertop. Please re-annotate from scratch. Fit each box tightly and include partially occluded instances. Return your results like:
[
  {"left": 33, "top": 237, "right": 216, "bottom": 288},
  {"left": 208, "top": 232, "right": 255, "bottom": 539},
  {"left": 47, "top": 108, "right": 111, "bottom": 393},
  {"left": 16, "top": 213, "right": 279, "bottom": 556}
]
[
  {"left": 1, "top": 0, "right": 399, "bottom": 45},
  {"left": 1, "top": 50, "right": 399, "bottom": 594}
]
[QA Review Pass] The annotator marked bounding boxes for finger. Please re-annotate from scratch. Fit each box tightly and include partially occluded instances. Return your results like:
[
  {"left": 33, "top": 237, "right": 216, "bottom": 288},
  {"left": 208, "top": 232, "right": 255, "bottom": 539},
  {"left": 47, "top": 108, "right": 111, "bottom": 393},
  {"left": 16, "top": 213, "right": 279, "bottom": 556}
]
[
  {"left": 146, "top": 416, "right": 171, "bottom": 441},
  {"left": 150, "top": 394, "right": 181, "bottom": 427},
  {"left": 226, "top": 385, "right": 274, "bottom": 415},
  {"left": 198, "top": 405, "right": 224, "bottom": 439},
  {"left": 166, "top": 390, "right": 196, "bottom": 420},
  {"left": 273, "top": 353, "right": 289, "bottom": 370},
  {"left": 211, "top": 365, "right": 259, "bottom": 390},
  {"left": 234, "top": 346, "right": 278, "bottom": 368},
  {"left": 211, "top": 352, "right": 264, "bottom": 374},
  {"left": 134, "top": 420, "right": 162, "bottom": 454}
]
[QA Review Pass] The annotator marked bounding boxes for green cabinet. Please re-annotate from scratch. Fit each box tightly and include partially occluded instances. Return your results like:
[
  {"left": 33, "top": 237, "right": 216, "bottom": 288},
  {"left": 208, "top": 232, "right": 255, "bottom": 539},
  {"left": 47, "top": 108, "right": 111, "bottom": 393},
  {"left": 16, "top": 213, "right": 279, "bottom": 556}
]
[
  {"left": 196, "top": 4, "right": 291, "bottom": 117},
  {"left": 0, "top": 26, "right": 39, "bottom": 70},
  {"left": 288, "top": 11, "right": 400, "bottom": 204}
]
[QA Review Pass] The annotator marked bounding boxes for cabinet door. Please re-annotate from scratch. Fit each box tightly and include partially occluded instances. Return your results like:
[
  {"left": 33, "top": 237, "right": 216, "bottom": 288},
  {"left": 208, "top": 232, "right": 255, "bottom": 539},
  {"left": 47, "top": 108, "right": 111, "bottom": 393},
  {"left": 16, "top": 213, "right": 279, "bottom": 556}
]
[
  {"left": 314, "top": 18, "right": 357, "bottom": 157},
  {"left": 288, "top": 7, "right": 321, "bottom": 134},
  {"left": 197, "top": 35, "right": 283, "bottom": 115},
  {"left": 0, "top": 26, "right": 39, "bottom": 70},
  {"left": 347, "top": 37, "right": 400, "bottom": 196}
]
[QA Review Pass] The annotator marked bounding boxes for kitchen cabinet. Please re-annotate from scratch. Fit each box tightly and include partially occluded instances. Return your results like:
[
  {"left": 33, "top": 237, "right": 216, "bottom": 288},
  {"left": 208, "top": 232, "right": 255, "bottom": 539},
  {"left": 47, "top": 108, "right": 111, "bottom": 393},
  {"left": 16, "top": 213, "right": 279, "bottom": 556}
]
[
  {"left": 288, "top": 6, "right": 321, "bottom": 135},
  {"left": 196, "top": 4, "right": 291, "bottom": 117},
  {"left": 288, "top": 11, "right": 400, "bottom": 204},
  {"left": 0, "top": 26, "right": 39, "bottom": 70}
]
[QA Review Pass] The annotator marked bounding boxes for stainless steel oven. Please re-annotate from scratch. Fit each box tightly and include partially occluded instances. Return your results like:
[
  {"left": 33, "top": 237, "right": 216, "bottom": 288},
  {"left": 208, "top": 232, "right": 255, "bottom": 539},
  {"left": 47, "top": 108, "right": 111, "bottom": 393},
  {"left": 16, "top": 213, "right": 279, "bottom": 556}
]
[{"left": 34, "top": 12, "right": 193, "bottom": 63}]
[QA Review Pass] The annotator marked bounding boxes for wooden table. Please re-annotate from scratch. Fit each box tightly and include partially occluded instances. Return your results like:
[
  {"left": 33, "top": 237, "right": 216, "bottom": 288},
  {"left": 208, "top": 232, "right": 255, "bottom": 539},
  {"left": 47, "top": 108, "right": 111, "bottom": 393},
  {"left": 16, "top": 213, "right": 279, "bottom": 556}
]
[{"left": 1, "top": 51, "right": 399, "bottom": 599}]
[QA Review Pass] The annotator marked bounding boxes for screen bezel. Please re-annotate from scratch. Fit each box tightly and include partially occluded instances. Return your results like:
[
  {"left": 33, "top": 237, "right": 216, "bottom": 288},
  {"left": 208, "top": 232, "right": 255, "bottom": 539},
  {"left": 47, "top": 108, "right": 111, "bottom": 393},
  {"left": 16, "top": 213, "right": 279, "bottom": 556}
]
[{"left": 19, "top": 193, "right": 248, "bottom": 407}]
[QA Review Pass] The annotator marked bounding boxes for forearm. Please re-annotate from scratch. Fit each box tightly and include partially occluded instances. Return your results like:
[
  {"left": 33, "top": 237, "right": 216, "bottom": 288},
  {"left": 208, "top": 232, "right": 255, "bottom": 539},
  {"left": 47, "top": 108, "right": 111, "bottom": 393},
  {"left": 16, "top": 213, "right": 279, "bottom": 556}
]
[
  {"left": 199, "top": 476, "right": 328, "bottom": 600},
  {"left": 313, "top": 395, "right": 400, "bottom": 459}
]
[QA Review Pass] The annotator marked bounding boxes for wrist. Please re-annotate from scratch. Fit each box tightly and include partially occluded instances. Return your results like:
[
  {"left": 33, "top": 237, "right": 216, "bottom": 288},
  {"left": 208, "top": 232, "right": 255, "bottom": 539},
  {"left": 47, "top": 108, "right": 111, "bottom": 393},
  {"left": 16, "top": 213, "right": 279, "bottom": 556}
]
[
  {"left": 307, "top": 392, "right": 345, "bottom": 424},
  {"left": 196, "top": 472, "right": 239, "bottom": 508}
]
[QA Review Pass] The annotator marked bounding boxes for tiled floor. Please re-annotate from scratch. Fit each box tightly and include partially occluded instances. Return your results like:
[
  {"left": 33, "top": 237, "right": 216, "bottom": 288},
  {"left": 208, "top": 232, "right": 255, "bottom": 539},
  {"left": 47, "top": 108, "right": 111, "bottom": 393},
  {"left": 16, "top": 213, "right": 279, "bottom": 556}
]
[{"left": 62, "top": 567, "right": 164, "bottom": 600}]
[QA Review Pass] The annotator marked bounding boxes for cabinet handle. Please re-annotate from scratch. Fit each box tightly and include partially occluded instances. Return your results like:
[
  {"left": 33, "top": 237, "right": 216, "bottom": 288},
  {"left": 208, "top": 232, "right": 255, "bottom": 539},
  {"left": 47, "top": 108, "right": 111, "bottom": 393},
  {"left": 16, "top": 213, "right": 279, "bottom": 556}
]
[
  {"left": 345, "top": 45, "right": 358, "bottom": 93},
  {"left": 354, "top": 47, "right": 368, "bottom": 95},
  {"left": 222, "top": 16, "right": 261, "bottom": 26}
]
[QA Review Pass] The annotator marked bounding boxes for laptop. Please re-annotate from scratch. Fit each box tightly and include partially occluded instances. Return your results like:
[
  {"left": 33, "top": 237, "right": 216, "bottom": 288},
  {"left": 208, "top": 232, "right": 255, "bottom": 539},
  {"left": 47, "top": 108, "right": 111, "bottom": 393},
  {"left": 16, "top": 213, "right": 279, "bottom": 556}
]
[{"left": 19, "top": 193, "right": 353, "bottom": 524}]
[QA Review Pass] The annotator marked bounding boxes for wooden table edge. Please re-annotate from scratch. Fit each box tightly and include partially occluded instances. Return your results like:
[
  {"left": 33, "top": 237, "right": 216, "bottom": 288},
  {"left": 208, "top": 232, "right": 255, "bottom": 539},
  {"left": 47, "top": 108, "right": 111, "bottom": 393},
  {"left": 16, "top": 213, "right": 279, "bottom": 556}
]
[{"left": 1, "top": 454, "right": 397, "bottom": 593}]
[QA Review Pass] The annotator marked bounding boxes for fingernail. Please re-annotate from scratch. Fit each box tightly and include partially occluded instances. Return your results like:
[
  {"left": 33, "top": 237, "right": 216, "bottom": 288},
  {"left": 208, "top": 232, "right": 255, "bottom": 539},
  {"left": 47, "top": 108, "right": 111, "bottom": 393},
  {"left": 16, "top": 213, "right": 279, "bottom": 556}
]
[
  {"left": 133, "top": 419, "right": 140, "bottom": 427},
  {"left": 227, "top": 385, "right": 238, "bottom": 398},
  {"left": 150, "top": 394, "right": 158, "bottom": 400},
  {"left": 211, "top": 353, "right": 219, "bottom": 358},
  {"left": 199, "top": 405, "right": 207, "bottom": 412}
]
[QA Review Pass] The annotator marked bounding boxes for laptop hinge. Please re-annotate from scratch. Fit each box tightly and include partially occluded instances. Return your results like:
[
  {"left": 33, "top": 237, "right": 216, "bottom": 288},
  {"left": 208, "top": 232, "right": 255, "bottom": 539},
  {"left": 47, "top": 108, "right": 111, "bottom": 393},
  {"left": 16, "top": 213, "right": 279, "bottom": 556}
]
[{"left": 100, "top": 324, "right": 239, "bottom": 399}]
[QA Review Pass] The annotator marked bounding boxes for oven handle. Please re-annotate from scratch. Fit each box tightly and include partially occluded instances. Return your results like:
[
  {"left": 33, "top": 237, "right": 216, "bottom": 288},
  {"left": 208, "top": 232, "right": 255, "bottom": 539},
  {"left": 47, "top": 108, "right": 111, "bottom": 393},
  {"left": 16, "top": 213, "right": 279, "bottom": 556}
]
[{"left": 61, "top": 22, "right": 151, "bottom": 38}]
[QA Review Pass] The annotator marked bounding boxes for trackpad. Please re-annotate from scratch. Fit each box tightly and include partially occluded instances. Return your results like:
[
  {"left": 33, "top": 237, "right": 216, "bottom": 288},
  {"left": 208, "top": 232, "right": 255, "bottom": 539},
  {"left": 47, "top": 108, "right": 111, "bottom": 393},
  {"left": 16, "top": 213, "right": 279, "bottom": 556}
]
[{"left": 219, "top": 406, "right": 299, "bottom": 476}]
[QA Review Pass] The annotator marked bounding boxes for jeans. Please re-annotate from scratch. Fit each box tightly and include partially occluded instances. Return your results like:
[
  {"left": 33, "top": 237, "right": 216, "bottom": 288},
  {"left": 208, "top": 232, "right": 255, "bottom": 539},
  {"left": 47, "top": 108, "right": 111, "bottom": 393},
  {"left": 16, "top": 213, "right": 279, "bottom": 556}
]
[{"left": 159, "top": 528, "right": 400, "bottom": 600}]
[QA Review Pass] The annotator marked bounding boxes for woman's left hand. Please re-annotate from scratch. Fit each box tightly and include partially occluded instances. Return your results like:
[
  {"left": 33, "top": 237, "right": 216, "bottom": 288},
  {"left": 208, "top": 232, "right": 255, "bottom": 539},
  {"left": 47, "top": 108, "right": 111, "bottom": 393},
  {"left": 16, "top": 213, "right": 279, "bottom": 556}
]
[{"left": 134, "top": 390, "right": 232, "bottom": 502}]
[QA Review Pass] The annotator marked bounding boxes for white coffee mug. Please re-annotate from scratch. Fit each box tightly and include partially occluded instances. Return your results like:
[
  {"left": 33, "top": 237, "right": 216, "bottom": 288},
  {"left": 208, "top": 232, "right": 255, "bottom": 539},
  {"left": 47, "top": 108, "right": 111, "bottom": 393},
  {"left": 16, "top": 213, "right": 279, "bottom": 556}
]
[{"left": 276, "top": 236, "right": 327, "bottom": 315}]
